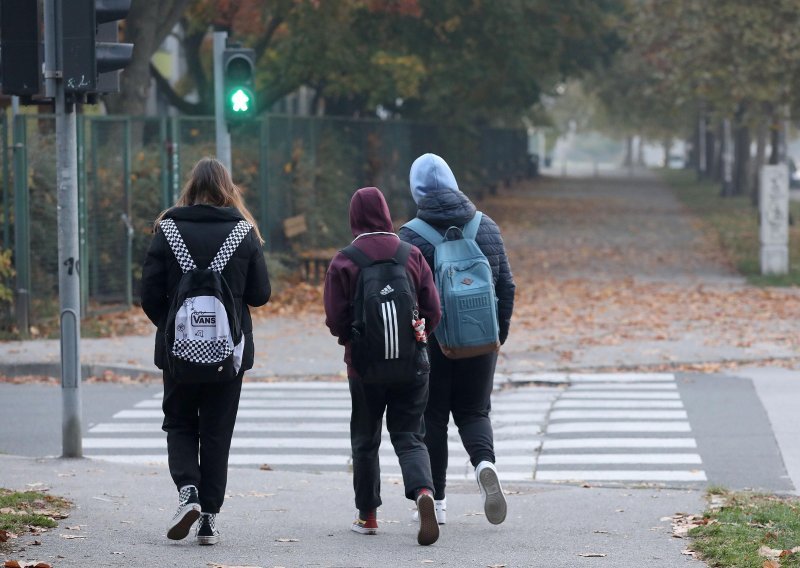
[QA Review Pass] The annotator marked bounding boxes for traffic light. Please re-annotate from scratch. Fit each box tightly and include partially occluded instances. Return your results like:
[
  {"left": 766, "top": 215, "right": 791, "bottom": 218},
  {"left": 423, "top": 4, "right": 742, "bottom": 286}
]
[
  {"left": 223, "top": 47, "right": 256, "bottom": 121},
  {"left": 0, "top": 0, "right": 42, "bottom": 97},
  {"left": 61, "top": 0, "right": 133, "bottom": 96}
]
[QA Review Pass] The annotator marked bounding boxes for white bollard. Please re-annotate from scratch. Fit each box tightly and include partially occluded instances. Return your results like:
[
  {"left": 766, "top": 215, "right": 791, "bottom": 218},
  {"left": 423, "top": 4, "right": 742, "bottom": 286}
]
[{"left": 759, "top": 165, "right": 790, "bottom": 275}]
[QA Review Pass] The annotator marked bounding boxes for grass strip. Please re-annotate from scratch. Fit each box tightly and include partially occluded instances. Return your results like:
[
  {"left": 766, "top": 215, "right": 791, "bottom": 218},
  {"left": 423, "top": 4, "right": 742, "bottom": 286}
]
[
  {"left": 0, "top": 489, "right": 70, "bottom": 535},
  {"left": 661, "top": 169, "right": 800, "bottom": 286},
  {"left": 690, "top": 489, "right": 800, "bottom": 567}
]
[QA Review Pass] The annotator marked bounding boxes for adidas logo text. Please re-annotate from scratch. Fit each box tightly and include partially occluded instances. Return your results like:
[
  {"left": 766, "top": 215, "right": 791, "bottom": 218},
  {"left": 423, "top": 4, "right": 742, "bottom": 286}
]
[{"left": 380, "top": 285, "right": 394, "bottom": 296}]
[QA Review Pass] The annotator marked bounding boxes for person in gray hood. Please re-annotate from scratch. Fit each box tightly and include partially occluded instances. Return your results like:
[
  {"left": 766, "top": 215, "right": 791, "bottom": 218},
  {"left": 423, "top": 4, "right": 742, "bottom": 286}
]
[{"left": 399, "top": 153, "right": 516, "bottom": 526}]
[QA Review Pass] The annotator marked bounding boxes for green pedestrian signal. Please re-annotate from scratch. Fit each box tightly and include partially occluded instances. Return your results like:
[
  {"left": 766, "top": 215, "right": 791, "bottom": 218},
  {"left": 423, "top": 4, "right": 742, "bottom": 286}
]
[
  {"left": 222, "top": 47, "right": 256, "bottom": 122},
  {"left": 230, "top": 88, "right": 252, "bottom": 113}
]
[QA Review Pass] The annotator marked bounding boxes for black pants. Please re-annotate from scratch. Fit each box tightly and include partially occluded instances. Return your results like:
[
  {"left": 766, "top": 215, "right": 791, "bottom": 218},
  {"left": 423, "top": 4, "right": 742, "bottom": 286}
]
[
  {"left": 426, "top": 341, "right": 497, "bottom": 500},
  {"left": 161, "top": 371, "right": 243, "bottom": 514},
  {"left": 348, "top": 374, "right": 433, "bottom": 511}
]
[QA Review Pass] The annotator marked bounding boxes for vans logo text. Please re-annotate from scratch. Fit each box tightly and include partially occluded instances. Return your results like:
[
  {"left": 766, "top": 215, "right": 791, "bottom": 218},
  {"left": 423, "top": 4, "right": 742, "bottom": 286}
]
[{"left": 191, "top": 312, "right": 216, "bottom": 326}]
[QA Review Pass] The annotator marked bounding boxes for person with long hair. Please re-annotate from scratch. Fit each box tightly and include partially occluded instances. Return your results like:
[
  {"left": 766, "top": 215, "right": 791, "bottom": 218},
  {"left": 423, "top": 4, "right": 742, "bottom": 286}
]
[{"left": 141, "top": 157, "right": 270, "bottom": 545}]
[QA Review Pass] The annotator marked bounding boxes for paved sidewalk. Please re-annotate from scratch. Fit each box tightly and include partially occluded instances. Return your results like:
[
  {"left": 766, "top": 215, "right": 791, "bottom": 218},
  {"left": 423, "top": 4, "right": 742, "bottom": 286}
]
[{"left": 0, "top": 455, "right": 704, "bottom": 568}]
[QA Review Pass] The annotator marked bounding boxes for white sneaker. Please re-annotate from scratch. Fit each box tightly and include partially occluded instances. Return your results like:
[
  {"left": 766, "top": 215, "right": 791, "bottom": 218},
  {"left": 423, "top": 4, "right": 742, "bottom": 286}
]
[
  {"left": 476, "top": 461, "right": 506, "bottom": 525},
  {"left": 167, "top": 485, "right": 201, "bottom": 540},
  {"left": 412, "top": 497, "right": 446, "bottom": 525}
]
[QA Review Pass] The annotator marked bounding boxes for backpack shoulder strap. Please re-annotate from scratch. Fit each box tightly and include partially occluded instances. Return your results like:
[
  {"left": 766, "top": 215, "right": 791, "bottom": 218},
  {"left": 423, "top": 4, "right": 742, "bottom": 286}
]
[
  {"left": 209, "top": 220, "right": 253, "bottom": 272},
  {"left": 393, "top": 241, "right": 412, "bottom": 267},
  {"left": 462, "top": 211, "right": 483, "bottom": 241},
  {"left": 402, "top": 218, "right": 444, "bottom": 246},
  {"left": 341, "top": 244, "right": 374, "bottom": 269},
  {"left": 159, "top": 218, "right": 197, "bottom": 273}
]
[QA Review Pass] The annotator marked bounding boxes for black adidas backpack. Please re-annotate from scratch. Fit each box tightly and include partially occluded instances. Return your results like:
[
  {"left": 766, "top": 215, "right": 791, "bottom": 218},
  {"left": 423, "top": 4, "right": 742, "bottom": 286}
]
[
  {"left": 342, "top": 241, "right": 427, "bottom": 383},
  {"left": 160, "top": 218, "right": 252, "bottom": 383}
]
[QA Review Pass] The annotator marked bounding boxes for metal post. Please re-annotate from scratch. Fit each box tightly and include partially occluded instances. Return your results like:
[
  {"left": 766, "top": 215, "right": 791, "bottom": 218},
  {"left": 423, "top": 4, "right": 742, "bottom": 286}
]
[
  {"left": 213, "top": 30, "right": 232, "bottom": 171},
  {"left": 12, "top": 113, "right": 30, "bottom": 337},
  {"left": 258, "top": 116, "right": 269, "bottom": 249},
  {"left": 90, "top": 120, "right": 99, "bottom": 299},
  {"left": 1, "top": 112, "right": 9, "bottom": 249},
  {"left": 50, "top": 0, "right": 83, "bottom": 458},
  {"left": 159, "top": 117, "right": 170, "bottom": 209},
  {"left": 171, "top": 116, "right": 180, "bottom": 202},
  {"left": 77, "top": 115, "right": 88, "bottom": 316},
  {"left": 123, "top": 118, "right": 133, "bottom": 307}
]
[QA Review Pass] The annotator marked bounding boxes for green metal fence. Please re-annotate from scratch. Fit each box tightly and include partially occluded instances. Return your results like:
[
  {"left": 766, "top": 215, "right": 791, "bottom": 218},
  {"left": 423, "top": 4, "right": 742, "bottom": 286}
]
[{"left": 0, "top": 112, "right": 527, "bottom": 331}]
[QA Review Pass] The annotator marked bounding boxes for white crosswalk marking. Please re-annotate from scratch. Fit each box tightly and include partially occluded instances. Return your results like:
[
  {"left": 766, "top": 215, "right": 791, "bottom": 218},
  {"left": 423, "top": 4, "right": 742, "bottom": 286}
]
[
  {"left": 84, "top": 381, "right": 556, "bottom": 483},
  {"left": 85, "top": 374, "right": 706, "bottom": 485},
  {"left": 534, "top": 373, "right": 706, "bottom": 484}
]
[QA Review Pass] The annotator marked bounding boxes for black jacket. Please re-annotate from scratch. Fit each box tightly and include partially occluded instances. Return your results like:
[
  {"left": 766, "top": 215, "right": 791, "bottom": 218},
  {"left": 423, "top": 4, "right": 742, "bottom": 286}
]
[
  {"left": 140, "top": 205, "right": 271, "bottom": 372},
  {"left": 398, "top": 188, "right": 515, "bottom": 344}
]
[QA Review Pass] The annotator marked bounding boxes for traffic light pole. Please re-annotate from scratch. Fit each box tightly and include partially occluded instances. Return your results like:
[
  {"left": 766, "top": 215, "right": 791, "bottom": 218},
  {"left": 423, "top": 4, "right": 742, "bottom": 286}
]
[
  {"left": 213, "top": 30, "right": 232, "bottom": 171},
  {"left": 47, "top": 0, "right": 83, "bottom": 458}
]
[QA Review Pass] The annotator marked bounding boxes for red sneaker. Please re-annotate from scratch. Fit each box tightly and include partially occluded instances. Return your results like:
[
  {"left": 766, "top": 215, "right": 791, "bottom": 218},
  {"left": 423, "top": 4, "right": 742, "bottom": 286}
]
[{"left": 351, "top": 509, "right": 378, "bottom": 535}]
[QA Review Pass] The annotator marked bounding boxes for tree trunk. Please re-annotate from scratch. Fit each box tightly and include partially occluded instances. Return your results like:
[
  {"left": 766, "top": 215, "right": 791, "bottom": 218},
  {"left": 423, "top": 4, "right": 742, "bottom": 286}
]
[
  {"left": 721, "top": 118, "right": 733, "bottom": 197},
  {"left": 711, "top": 120, "right": 722, "bottom": 182},
  {"left": 732, "top": 122, "right": 751, "bottom": 197},
  {"left": 623, "top": 135, "right": 633, "bottom": 167},
  {"left": 663, "top": 137, "right": 672, "bottom": 168},
  {"left": 769, "top": 120, "right": 781, "bottom": 165},
  {"left": 706, "top": 128, "right": 719, "bottom": 179},
  {"left": 103, "top": 0, "right": 193, "bottom": 115},
  {"left": 751, "top": 117, "right": 768, "bottom": 207},
  {"left": 636, "top": 135, "right": 646, "bottom": 166}
]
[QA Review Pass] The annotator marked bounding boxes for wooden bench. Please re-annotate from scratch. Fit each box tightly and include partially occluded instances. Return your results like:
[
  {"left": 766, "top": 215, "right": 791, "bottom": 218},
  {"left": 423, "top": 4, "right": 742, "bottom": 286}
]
[{"left": 283, "top": 214, "right": 337, "bottom": 284}]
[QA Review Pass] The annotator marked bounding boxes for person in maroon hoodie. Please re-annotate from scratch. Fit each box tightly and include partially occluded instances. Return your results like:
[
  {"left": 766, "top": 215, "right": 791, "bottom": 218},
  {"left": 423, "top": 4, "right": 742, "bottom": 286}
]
[{"left": 324, "top": 187, "right": 442, "bottom": 546}]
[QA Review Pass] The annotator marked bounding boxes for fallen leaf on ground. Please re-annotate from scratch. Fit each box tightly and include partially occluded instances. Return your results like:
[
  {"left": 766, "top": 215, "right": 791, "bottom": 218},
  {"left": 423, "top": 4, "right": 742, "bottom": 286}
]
[
  {"left": 59, "top": 534, "right": 87, "bottom": 539},
  {"left": 274, "top": 538, "right": 298, "bottom": 542},
  {"left": 578, "top": 553, "right": 607, "bottom": 557},
  {"left": 3, "top": 561, "right": 21, "bottom": 568},
  {"left": 763, "top": 561, "right": 780, "bottom": 568},
  {"left": 259, "top": 464, "right": 273, "bottom": 471}
]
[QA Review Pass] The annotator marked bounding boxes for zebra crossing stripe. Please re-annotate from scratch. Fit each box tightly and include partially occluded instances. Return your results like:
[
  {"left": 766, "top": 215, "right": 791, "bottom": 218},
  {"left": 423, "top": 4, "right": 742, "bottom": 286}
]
[
  {"left": 240, "top": 382, "right": 350, "bottom": 390},
  {"left": 83, "top": 437, "right": 541, "bottom": 452},
  {"left": 89, "top": 422, "right": 353, "bottom": 434},
  {"left": 549, "top": 410, "right": 688, "bottom": 420},
  {"left": 547, "top": 421, "right": 692, "bottom": 433},
  {"left": 554, "top": 400, "right": 684, "bottom": 408},
  {"left": 561, "top": 391, "right": 680, "bottom": 400},
  {"left": 568, "top": 373, "right": 675, "bottom": 382},
  {"left": 537, "top": 453, "right": 702, "bottom": 465},
  {"left": 570, "top": 383, "right": 678, "bottom": 391},
  {"left": 535, "top": 470, "right": 707, "bottom": 482},
  {"left": 541, "top": 438, "right": 697, "bottom": 450}
]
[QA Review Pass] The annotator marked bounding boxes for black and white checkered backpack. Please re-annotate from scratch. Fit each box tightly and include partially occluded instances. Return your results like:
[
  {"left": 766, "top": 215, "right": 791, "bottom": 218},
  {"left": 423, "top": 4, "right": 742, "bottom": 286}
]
[{"left": 160, "top": 218, "right": 252, "bottom": 383}]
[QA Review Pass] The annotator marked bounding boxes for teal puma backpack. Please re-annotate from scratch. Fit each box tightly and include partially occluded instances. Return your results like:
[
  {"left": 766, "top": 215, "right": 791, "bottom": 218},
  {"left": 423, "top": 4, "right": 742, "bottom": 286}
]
[{"left": 402, "top": 212, "right": 500, "bottom": 359}]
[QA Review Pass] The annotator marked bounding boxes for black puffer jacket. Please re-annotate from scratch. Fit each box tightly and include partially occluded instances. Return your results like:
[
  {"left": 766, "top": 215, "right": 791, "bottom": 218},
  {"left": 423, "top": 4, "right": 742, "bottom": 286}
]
[
  {"left": 140, "top": 205, "right": 271, "bottom": 372},
  {"left": 398, "top": 189, "right": 515, "bottom": 344}
]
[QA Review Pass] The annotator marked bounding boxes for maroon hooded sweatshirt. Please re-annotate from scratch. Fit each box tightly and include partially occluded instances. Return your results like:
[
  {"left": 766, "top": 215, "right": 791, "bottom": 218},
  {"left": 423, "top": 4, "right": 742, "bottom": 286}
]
[{"left": 324, "top": 187, "right": 441, "bottom": 378}]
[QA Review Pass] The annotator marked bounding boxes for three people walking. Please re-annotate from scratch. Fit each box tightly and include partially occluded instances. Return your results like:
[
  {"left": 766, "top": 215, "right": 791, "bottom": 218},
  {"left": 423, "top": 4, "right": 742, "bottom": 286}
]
[{"left": 141, "top": 152, "right": 514, "bottom": 546}]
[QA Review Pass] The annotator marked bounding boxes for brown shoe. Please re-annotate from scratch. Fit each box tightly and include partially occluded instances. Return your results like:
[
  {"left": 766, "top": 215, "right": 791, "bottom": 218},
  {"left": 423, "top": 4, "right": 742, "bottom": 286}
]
[{"left": 416, "top": 490, "right": 440, "bottom": 546}]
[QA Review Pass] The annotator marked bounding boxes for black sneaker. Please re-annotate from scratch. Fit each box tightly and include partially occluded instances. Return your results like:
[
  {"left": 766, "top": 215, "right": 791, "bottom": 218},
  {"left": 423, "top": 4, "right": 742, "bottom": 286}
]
[
  {"left": 196, "top": 513, "right": 220, "bottom": 545},
  {"left": 167, "top": 485, "right": 201, "bottom": 540}
]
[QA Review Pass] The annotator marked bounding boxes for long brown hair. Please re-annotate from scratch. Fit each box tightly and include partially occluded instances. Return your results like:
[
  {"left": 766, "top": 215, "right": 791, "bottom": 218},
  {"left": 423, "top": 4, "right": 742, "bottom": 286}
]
[{"left": 154, "top": 157, "right": 264, "bottom": 243}]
